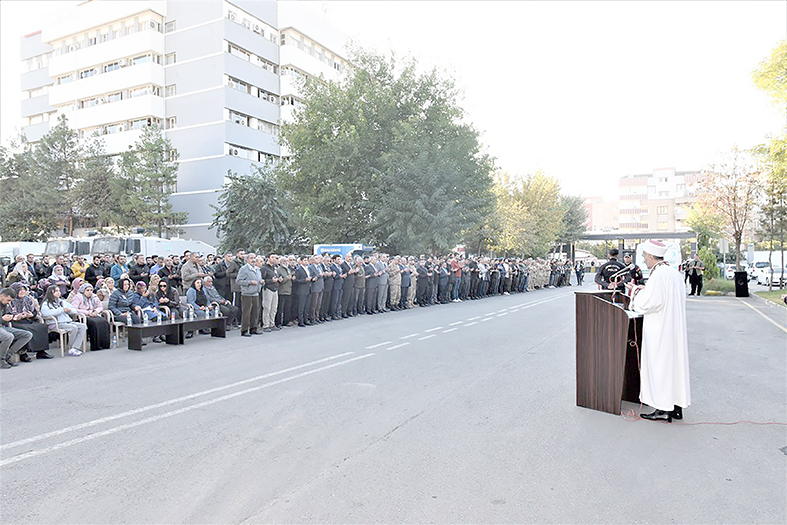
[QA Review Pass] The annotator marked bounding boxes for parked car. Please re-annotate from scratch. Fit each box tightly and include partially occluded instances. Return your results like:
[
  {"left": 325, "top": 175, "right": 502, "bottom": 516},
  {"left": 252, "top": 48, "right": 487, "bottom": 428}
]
[
  {"left": 723, "top": 263, "right": 749, "bottom": 280},
  {"left": 755, "top": 263, "right": 787, "bottom": 286}
]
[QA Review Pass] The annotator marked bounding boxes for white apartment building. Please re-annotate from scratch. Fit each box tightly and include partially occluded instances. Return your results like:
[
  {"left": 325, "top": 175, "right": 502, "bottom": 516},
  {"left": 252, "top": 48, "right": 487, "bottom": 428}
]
[{"left": 19, "top": 0, "right": 348, "bottom": 244}]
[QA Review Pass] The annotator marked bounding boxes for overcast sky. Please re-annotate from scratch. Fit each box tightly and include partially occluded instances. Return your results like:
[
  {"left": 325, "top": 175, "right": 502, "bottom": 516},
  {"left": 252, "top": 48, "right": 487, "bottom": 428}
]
[{"left": 2, "top": 1, "right": 785, "bottom": 200}]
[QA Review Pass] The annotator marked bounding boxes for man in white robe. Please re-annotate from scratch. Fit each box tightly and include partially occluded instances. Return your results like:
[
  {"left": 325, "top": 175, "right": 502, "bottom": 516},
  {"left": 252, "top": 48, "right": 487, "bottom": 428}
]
[{"left": 626, "top": 240, "right": 691, "bottom": 422}]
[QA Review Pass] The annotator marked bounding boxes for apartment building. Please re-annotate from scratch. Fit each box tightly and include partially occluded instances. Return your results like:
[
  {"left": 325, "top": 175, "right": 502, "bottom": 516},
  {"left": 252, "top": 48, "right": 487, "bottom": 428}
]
[
  {"left": 583, "top": 167, "right": 703, "bottom": 234},
  {"left": 19, "top": 0, "right": 348, "bottom": 244}
]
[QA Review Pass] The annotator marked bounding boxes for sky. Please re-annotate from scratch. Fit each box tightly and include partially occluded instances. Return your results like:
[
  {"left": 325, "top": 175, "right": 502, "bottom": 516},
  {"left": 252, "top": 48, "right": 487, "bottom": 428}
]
[{"left": 1, "top": 0, "right": 785, "bottom": 200}]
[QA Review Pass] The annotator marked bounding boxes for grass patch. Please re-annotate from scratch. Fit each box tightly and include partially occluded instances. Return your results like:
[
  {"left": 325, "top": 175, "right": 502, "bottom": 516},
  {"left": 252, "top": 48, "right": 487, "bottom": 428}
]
[
  {"left": 702, "top": 279, "right": 736, "bottom": 295},
  {"left": 755, "top": 289, "right": 787, "bottom": 307}
]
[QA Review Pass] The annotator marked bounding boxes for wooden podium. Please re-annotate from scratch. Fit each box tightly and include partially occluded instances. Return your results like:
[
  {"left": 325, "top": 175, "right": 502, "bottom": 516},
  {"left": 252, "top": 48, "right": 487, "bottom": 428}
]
[{"left": 575, "top": 290, "right": 642, "bottom": 415}]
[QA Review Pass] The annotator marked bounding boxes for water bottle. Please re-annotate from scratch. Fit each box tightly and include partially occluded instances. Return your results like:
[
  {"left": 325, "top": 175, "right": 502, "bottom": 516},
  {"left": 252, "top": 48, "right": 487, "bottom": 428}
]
[
  {"left": 143, "top": 314, "right": 149, "bottom": 326},
  {"left": 171, "top": 313, "right": 176, "bottom": 323},
  {"left": 215, "top": 305, "right": 220, "bottom": 318},
  {"left": 157, "top": 313, "right": 162, "bottom": 325},
  {"left": 111, "top": 334, "right": 117, "bottom": 348},
  {"left": 126, "top": 312, "right": 132, "bottom": 326}
]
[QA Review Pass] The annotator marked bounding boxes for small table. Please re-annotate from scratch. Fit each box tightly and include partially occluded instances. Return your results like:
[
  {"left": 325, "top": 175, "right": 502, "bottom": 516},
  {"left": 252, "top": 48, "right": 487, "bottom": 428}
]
[
  {"left": 126, "top": 320, "right": 182, "bottom": 351},
  {"left": 181, "top": 316, "right": 227, "bottom": 339}
]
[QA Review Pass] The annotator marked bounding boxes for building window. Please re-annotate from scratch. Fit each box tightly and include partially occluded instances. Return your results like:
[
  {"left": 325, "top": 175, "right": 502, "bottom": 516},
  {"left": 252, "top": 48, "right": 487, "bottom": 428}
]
[
  {"left": 658, "top": 191, "right": 669, "bottom": 197},
  {"left": 58, "top": 74, "right": 74, "bottom": 85},
  {"left": 165, "top": 84, "right": 177, "bottom": 97},
  {"left": 107, "top": 92, "right": 122, "bottom": 103},
  {"left": 105, "top": 123, "right": 125, "bottom": 134},
  {"left": 129, "top": 85, "right": 160, "bottom": 98},
  {"left": 227, "top": 76, "right": 248, "bottom": 93},
  {"left": 258, "top": 120, "right": 279, "bottom": 136},
  {"left": 165, "top": 20, "right": 176, "bottom": 33},
  {"left": 104, "top": 61, "right": 122, "bottom": 73},
  {"left": 229, "top": 43, "right": 250, "bottom": 62},
  {"left": 166, "top": 117, "right": 177, "bottom": 129},
  {"left": 165, "top": 52, "right": 176, "bottom": 65},
  {"left": 79, "top": 68, "right": 97, "bottom": 79},
  {"left": 658, "top": 222, "right": 669, "bottom": 231},
  {"left": 229, "top": 111, "right": 248, "bottom": 126},
  {"left": 131, "top": 118, "right": 148, "bottom": 130},
  {"left": 657, "top": 206, "right": 668, "bottom": 215}
]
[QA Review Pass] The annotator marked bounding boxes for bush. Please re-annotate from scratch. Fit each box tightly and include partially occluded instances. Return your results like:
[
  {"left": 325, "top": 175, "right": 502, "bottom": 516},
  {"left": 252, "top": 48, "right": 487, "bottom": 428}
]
[
  {"left": 699, "top": 247, "right": 719, "bottom": 279},
  {"left": 703, "top": 278, "right": 735, "bottom": 294}
]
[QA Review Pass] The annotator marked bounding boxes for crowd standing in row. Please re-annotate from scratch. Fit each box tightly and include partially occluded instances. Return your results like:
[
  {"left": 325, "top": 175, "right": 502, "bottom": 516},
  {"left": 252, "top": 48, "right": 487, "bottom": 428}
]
[{"left": 1, "top": 250, "right": 584, "bottom": 367}]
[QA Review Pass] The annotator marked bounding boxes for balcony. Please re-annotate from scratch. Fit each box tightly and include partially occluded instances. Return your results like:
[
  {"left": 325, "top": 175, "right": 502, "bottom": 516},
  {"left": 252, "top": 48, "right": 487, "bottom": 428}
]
[
  {"left": 49, "top": 62, "right": 165, "bottom": 106},
  {"left": 65, "top": 94, "right": 166, "bottom": 130}
]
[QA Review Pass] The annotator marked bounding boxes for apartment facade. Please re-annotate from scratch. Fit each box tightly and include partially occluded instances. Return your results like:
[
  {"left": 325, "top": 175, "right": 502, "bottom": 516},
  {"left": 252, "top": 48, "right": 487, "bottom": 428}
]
[
  {"left": 583, "top": 167, "right": 703, "bottom": 234},
  {"left": 19, "top": 0, "right": 347, "bottom": 245}
]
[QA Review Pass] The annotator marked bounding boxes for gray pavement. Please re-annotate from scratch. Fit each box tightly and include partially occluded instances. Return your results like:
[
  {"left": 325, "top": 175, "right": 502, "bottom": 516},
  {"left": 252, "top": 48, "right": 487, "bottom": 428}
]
[{"left": 1, "top": 282, "right": 785, "bottom": 524}]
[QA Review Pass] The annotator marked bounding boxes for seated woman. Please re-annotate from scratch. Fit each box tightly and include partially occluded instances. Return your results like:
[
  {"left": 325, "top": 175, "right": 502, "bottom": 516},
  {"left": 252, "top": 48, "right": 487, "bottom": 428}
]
[
  {"left": 66, "top": 277, "right": 84, "bottom": 302},
  {"left": 185, "top": 277, "right": 210, "bottom": 338},
  {"left": 108, "top": 278, "right": 142, "bottom": 324},
  {"left": 154, "top": 279, "right": 183, "bottom": 319},
  {"left": 132, "top": 281, "right": 164, "bottom": 322},
  {"left": 40, "top": 285, "right": 87, "bottom": 357},
  {"left": 70, "top": 283, "right": 111, "bottom": 351},
  {"left": 49, "top": 265, "right": 71, "bottom": 297},
  {"left": 8, "top": 283, "right": 53, "bottom": 360},
  {"left": 7, "top": 261, "right": 34, "bottom": 286},
  {"left": 97, "top": 277, "right": 115, "bottom": 310}
]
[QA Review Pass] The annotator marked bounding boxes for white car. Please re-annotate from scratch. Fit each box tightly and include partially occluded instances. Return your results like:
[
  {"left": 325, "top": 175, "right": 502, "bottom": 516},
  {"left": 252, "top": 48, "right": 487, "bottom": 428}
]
[
  {"left": 723, "top": 264, "right": 748, "bottom": 280},
  {"left": 755, "top": 263, "right": 786, "bottom": 286}
]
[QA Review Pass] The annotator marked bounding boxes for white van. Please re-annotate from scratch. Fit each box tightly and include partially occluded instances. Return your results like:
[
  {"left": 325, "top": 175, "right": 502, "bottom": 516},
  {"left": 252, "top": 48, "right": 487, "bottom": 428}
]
[{"left": 90, "top": 235, "right": 215, "bottom": 259}]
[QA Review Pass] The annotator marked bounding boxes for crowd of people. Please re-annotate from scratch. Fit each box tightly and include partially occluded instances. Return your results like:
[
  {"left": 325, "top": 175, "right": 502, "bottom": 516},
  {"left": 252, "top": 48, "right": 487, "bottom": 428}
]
[{"left": 1, "top": 250, "right": 587, "bottom": 367}]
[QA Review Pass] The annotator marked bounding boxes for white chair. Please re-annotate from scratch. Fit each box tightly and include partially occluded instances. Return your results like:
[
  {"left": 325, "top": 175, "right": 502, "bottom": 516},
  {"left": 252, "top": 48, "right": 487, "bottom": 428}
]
[{"left": 42, "top": 313, "right": 88, "bottom": 357}]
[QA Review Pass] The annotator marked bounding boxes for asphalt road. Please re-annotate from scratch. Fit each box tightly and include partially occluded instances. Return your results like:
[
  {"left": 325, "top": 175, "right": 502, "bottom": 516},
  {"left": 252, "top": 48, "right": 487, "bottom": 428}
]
[{"left": 1, "top": 282, "right": 785, "bottom": 524}]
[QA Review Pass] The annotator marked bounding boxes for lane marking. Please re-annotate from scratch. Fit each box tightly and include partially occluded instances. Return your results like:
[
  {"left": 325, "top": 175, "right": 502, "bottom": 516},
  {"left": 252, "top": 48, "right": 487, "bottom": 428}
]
[
  {"left": 497, "top": 312, "right": 508, "bottom": 317},
  {"left": 366, "top": 341, "right": 392, "bottom": 349},
  {"left": 496, "top": 308, "right": 509, "bottom": 313},
  {"left": 466, "top": 316, "right": 481, "bottom": 321},
  {"left": 449, "top": 321, "right": 464, "bottom": 326},
  {"left": 418, "top": 334, "right": 436, "bottom": 341},
  {"left": 483, "top": 312, "right": 496, "bottom": 317},
  {"left": 0, "top": 352, "right": 356, "bottom": 452},
  {"left": 424, "top": 327, "right": 443, "bottom": 332},
  {"left": 736, "top": 298, "right": 787, "bottom": 333},
  {"left": 464, "top": 322, "right": 477, "bottom": 326},
  {"left": 442, "top": 328, "right": 458, "bottom": 333},
  {"left": 0, "top": 354, "right": 376, "bottom": 466},
  {"left": 509, "top": 309, "right": 520, "bottom": 313},
  {"left": 386, "top": 343, "right": 410, "bottom": 350},
  {"left": 481, "top": 317, "right": 493, "bottom": 322},
  {"left": 400, "top": 333, "right": 420, "bottom": 340}
]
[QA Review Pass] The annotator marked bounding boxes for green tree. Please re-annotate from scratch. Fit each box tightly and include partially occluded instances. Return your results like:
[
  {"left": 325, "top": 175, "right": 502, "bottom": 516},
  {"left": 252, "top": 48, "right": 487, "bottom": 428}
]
[
  {"left": 211, "top": 167, "right": 295, "bottom": 253},
  {"left": 72, "top": 135, "right": 121, "bottom": 230},
  {"left": 118, "top": 125, "right": 186, "bottom": 236},
  {"left": 698, "top": 246, "right": 719, "bottom": 280},
  {"left": 31, "top": 114, "right": 82, "bottom": 235},
  {"left": 686, "top": 201, "right": 724, "bottom": 249},
  {"left": 752, "top": 40, "right": 787, "bottom": 110},
  {"left": 753, "top": 134, "right": 787, "bottom": 289},
  {"left": 493, "top": 171, "right": 563, "bottom": 257},
  {"left": 279, "top": 47, "right": 494, "bottom": 253},
  {"left": 557, "top": 194, "right": 589, "bottom": 258},
  {"left": 0, "top": 136, "right": 60, "bottom": 241},
  {"left": 697, "top": 147, "right": 761, "bottom": 271}
]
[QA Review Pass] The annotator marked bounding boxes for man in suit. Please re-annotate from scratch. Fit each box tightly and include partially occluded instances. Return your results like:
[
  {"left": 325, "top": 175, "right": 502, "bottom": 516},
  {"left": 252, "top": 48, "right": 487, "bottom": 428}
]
[
  {"left": 213, "top": 252, "right": 232, "bottom": 301},
  {"left": 320, "top": 256, "right": 334, "bottom": 321},
  {"left": 364, "top": 254, "right": 379, "bottom": 314},
  {"left": 227, "top": 250, "right": 245, "bottom": 309},
  {"left": 340, "top": 253, "right": 355, "bottom": 317},
  {"left": 329, "top": 254, "right": 344, "bottom": 320},
  {"left": 293, "top": 255, "right": 313, "bottom": 327},
  {"left": 399, "top": 257, "right": 411, "bottom": 309},
  {"left": 416, "top": 258, "right": 430, "bottom": 306},
  {"left": 308, "top": 255, "right": 325, "bottom": 323},
  {"left": 376, "top": 254, "right": 389, "bottom": 313},
  {"left": 354, "top": 257, "right": 367, "bottom": 315}
]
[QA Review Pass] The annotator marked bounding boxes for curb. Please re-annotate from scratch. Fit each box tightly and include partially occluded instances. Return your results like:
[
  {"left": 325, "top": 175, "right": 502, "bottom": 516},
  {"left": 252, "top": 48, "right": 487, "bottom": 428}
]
[{"left": 750, "top": 290, "right": 787, "bottom": 310}]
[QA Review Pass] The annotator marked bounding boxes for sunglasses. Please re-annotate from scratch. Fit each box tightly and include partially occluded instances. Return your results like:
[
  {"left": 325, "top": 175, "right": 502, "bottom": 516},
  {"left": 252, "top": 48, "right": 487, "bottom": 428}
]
[{"left": 159, "top": 284, "right": 167, "bottom": 287}]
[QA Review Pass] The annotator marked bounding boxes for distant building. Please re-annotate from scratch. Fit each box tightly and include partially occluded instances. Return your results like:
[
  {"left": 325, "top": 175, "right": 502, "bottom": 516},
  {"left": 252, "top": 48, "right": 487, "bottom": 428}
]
[{"left": 19, "top": 0, "right": 348, "bottom": 244}]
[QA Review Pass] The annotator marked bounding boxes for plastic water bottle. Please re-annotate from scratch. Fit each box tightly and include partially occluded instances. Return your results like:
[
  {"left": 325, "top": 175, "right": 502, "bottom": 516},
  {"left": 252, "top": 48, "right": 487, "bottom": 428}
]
[
  {"left": 215, "top": 305, "right": 220, "bottom": 318},
  {"left": 171, "top": 313, "right": 176, "bottom": 323},
  {"left": 143, "top": 314, "right": 149, "bottom": 326},
  {"left": 126, "top": 312, "right": 132, "bottom": 326},
  {"left": 111, "top": 334, "right": 117, "bottom": 348},
  {"left": 157, "top": 314, "right": 162, "bottom": 325}
]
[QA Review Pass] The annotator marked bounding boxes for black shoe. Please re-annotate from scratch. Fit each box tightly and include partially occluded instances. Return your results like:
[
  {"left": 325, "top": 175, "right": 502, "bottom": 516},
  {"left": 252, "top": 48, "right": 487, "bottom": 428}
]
[
  {"left": 36, "top": 351, "right": 54, "bottom": 359},
  {"left": 672, "top": 406, "right": 683, "bottom": 420},
  {"left": 298, "top": 323, "right": 306, "bottom": 327},
  {"left": 273, "top": 326, "right": 281, "bottom": 331},
  {"left": 263, "top": 328, "right": 272, "bottom": 333},
  {"left": 251, "top": 330, "right": 264, "bottom": 335},
  {"left": 641, "top": 409, "right": 672, "bottom": 422},
  {"left": 19, "top": 353, "right": 33, "bottom": 363},
  {"left": 241, "top": 332, "right": 251, "bottom": 337},
  {"left": 185, "top": 331, "right": 194, "bottom": 339}
]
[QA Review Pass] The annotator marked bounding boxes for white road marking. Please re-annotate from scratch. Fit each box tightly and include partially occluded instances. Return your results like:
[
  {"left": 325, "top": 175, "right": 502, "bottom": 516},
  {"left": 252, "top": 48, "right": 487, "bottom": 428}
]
[
  {"left": 400, "top": 333, "right": 420, "bottom": 339},
  {"left": 509, "top": 309, "right": 520, "bottom": 313},
  {"left": 424, "top": 326, "right": 443, "bottom": 332},
  {"left": 496, "top": 308, "right": 508, "bottom": 313},
  {"left": 0, "top": 352, "right": 356, "bottom": 452},
  {"left": 481, "top": 317, "right": 493, "bottom": 322},
  {"left": 464, "top": 322, "right": 477, "bottom": 326},
  {"left": 366, "top": 341, "right": 392, "bottom": 349},
  {"left": 442, "top": 328, "right": 458, "bottom": 333},
  {"left": 418, "top": 334, "right": 436, "bottom": 341},
  {"left": 483, "top": 312, "right": 496, "bottom": 316},
  {"left": 497, "top": 312, "right": 508, "bottom": 317},
  {"left": 466, "top": 316, "right": 481, "bottom": 321},
  {"left": 449, "top": 321, "right": 464, "bottom": 326},
  {"left": 736, "top": 298, "right": 787, "bottom": 333},
  {"left": 386, "top": 343, "right": 410, "bottom": 350},
  {"left": 0, "top": 354, "right": 376, "bottom": 466}
]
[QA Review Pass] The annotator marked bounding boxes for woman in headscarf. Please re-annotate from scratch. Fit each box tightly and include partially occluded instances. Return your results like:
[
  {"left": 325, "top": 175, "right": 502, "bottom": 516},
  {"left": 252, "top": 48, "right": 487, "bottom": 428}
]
[
  {"left": 7, "top": 261, "right": 34, "bottom": 286},
  {"left": 49, "top": 265, "right": 71, "bottom": 297},
  {"left": 70, "top": 283, "right": 111, "bottom": 350},
  {"left": 108, "top": 278, "right": 141, "bottom": 324},
  {"left": 8, "top": 283, "right": 53, "bottom": 360},
  {"left": 40, "top": 285, "right": 87, "bottom": 357},
  {"left": 66, "top": 277, "right": 84, "bottom": 302}
]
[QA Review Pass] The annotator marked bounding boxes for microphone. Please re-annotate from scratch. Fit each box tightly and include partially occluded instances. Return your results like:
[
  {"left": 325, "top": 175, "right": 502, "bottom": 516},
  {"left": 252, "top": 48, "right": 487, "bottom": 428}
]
[{"left": 610, "top": 263, "right": 635, "bottom": 281}]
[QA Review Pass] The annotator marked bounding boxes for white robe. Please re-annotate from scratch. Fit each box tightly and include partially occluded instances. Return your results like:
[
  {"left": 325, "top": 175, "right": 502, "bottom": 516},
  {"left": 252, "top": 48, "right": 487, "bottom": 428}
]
[{"left": 631, "top": 263, "right": 691, "bottom": 411}]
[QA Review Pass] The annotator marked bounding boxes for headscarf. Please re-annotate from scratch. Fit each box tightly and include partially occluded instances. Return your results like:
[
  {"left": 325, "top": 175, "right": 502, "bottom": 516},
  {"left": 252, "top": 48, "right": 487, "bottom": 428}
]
[
  {"left": 9, "top": 282, "right": 37, "bottom": 317},
  {"left": 71, "top": 278, "right": 85, "bottom": 294},
  {"left": 77, "top": 283, "right": 100, "bottom": 310}
]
